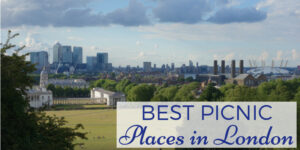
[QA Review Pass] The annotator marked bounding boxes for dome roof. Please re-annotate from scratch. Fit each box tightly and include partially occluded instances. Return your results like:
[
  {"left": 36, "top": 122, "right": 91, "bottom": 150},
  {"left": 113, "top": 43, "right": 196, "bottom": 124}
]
[{"left": 247, "top": 67, "right": 289, "bottom": 75}]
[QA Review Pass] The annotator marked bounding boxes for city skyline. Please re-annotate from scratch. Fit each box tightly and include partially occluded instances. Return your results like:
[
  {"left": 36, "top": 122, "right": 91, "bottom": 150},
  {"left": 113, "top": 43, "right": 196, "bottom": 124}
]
[{"left": 1, "top": 0, "right": 300, "bottom": 67}]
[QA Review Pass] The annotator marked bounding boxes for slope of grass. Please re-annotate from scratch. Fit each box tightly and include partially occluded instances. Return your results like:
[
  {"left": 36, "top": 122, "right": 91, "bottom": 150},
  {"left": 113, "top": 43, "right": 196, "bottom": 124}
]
[{"left": 46, "top": 109, "right": 153, "bottom": 150}]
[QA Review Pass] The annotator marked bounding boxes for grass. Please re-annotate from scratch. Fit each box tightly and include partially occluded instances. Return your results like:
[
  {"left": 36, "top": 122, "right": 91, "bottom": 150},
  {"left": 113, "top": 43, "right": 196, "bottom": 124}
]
[{"left": 46, "top": 109, "right": 155, "bottom": 150}]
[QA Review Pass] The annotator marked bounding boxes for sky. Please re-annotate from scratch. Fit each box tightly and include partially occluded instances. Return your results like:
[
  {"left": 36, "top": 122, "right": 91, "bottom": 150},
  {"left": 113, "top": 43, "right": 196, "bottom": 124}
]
[{"left": 1, "top": 0, "right": 300, "bottom": 67}]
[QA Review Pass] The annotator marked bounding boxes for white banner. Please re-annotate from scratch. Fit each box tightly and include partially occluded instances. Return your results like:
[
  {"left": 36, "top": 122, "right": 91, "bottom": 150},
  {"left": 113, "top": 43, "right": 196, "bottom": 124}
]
[{"left": 117, "top": 102, "right": 296, "bottom": 148}]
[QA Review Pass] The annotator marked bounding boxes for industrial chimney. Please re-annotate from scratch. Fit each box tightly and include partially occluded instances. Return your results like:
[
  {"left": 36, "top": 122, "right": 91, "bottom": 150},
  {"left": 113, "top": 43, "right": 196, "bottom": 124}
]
[
  {"left": 213, "top": 60, "right": 218, "bottom": 75},
  {"left": 231, "top": 60, "right": 236, "bottom": 78},
  {"left": 239, "top": 60, "right": 244, "bottom": 74},
  {"left": 221, "top": 60, "right": 225, "bottom": 74}
]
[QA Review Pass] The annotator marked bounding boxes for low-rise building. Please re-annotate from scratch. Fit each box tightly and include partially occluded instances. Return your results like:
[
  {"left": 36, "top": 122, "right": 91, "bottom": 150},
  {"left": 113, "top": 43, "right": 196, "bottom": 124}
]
[
  {"left": 26, "top": 87, "right": 53, "bottom": 108},
  {"left": 226, "top": 74, "right": 263, "bottom": 87},
  {"left": 90, "top": 88, "right": 126, "bottom": 106}
]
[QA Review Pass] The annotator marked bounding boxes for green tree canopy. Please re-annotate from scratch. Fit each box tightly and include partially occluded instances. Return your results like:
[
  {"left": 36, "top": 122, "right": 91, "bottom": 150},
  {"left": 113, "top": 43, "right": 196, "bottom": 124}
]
[
  {"left": 1, "top": 31, "right": 87, "bottom": 150},
  {"left": 199, "top": 83, "right": 223, "bottom": 101},
  {"left": 127, "top": 84, "right": 156, "bottom": 101}
]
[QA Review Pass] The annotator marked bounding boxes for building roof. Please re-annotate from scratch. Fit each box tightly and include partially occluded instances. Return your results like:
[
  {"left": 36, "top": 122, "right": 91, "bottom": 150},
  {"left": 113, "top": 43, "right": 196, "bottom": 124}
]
[
  {"left": 92, "top": 88, "right": 125, "bottom": 97},
  {"left": 234, "top": 74, "right": 253, "bottom": 80},
  {"left": 26, "top": 86, "right": 52, "bottom": 95}
]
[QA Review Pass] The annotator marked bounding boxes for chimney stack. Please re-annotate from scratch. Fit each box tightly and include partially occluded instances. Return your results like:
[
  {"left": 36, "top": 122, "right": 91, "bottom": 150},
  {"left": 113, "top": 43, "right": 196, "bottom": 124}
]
[
  {"left": 221, "top": 60, "right": 225, "bottom": 74},
  {"left": 239, "top": 60, "right": 244, "bottom": 74},
  {"left": 231, "top": 60, "right": 236, "bottom": 78},
  {"left": 213, "top": 60, "right": 218, "bottom": 75}
]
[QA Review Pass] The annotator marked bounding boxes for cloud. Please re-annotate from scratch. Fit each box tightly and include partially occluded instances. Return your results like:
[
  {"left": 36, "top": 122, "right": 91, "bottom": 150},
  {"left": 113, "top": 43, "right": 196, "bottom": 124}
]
[
  {"left": 154, "top": 44, "right": 159, "bottom": 49},
  {"left": 292, "top": 49, "right": 298, "bottom": 60},
  {"left": 275, "top": 50, "right": 283, "bottom": 60},
  {"left": 152, "top": 0, "right": 266, "bottom": 24},
  {"left": 136, "top": 41, "right": 141, "bottom": 46},
  {"left": 106, "top": 0, "right": 149, "bottom": 26},
  {"left": 224, "top": 53, "right": 235, "bottom": 61},
  {"left": 2, "top": 0, "right": 149, "bottom": 27},
  {"left": 259, "top": 51, "right": 269, "bottom": 60},
  {"left": 208, "top": 7, "right": 267, "bottom": 24},
  {"left": 153, "top": 0, "right": 213, "bottom": 23},
  {"left": 67, "top": 36, "right": 84, "bottom": 41},
  {"left": 20, "top": 32, "right": 50, "bottom": 51}
]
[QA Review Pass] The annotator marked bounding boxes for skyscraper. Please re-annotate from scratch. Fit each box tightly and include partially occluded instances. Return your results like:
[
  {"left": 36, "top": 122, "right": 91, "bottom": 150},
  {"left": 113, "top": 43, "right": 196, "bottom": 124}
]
[
  {"left": 96, "top": 53, "right": 108, "bottom": 64},
  {"left": 143, "top": 62, "right": 151, "bottom": 72},
  {"left": 96, "top": 52, "right": 108, "bottom": 70},
  {"left": 53, "top": 42, "right": 62, "bottom": 63},
  {"left": 86, "top": 56, "right": 97, "bottom": 71},
  {"left": 30, "top": 51, "right": 49, "bottom": 70},
  {"left": 171, "top": 63, "right": 175, "bottom": 70},
  {"left": 61, "top": 46, "right": 72, "bottom": 64},
  {"left": 73, "top": 46, "right": 83, "bottom": 65}
]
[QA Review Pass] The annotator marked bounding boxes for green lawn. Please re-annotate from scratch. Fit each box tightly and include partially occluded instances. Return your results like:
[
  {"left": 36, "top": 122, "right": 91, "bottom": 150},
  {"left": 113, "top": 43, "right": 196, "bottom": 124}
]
[{"left": 46, "top": 109, "right": 157, "bottom": 150}]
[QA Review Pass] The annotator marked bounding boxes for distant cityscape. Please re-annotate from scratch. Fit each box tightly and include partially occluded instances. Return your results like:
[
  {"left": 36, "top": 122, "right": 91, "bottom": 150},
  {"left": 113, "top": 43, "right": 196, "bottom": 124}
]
[{"left": 30, "top": 42, "right": 300, "bottom": 77}]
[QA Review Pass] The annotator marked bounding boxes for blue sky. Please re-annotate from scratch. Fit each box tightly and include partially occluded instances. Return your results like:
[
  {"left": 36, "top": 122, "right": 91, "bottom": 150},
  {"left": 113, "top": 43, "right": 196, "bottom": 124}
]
[{"left": 1, "top": 0, "right": 300, "bottom": 67}]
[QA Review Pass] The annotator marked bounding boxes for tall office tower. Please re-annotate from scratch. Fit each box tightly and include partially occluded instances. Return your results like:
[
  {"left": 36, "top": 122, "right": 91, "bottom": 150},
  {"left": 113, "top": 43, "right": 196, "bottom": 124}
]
[
  {"left": 86, "top": 56, "right": 97, "bottom": 71},
  {"left": 231, "top": 60, "right": 236, "bottom": 78},
  {"left": 189, "top": 60, "right": 193, "bottom": 67},
  {"left": 171, "top": 63, "right": 175, "bottom": 70},
  {"left": 213, "top": 60, "right": 218, "bottom": 75},
  {"left": 96, "top": 52, "right": 108, "bottom": 70},
  {"left": 143, "top": 62, "right": 152, "bottom": 72},
  {"left": 154, "top": 64, "right": 157, "bottom": 70},
  {"left": 221, "top": 60, "right": 225, "bottom": 74},
  {"left": 73, "top": 46, "right": 83, "bottom": 65},
  {"left": 61, "top": 46, "right": 72, "bottom": 64},
  {"left": 239, "top": 60, "right": 244, "bottom": 74},
  {"left": 30, "top": 51, "right": 49, "bottom": 70},
  {"left": 53, "top": 42, "right": 62, "bottom": 63}
]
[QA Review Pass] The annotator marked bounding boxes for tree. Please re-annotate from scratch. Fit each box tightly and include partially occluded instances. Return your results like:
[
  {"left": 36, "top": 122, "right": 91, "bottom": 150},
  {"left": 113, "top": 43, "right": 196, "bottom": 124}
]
[
  {"left": 1, "top": 30, "right": 87, "bottom": 150},
  {"left": 199, "top": 83, "right": 223, "bottom": 101},
  {"left": 174, "top": 82, "right": 199, "bottom": 101},
  {"left": 151, "top": 86, "right": 178, "bottom": 101},
  {"left": 116, "top": 79, "right": 131, "bottom": 92},
  {"left": 127, "top": 84, "right": 156, "bottom": 101}
]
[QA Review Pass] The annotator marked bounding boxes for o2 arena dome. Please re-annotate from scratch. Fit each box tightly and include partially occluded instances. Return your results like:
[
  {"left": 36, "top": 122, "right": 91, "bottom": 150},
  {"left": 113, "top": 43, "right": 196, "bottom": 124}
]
[{"left": 247, "top": 67, "right": 290, "bottom": 75}]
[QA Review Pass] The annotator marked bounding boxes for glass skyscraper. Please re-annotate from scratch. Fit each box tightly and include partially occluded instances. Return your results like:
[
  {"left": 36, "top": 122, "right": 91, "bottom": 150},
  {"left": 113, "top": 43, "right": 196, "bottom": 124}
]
[
  {"left": 53, "top": 42, "right": 62, "bottom": 63},
  {"left": 30, "top": 51, "right": 49, "bottom": 70},
  {"left": 73, "top": 46, "right": 83, "bottom": 65},
  {"left": 61, "top": 46, "right": 72, "bottom": 64}
]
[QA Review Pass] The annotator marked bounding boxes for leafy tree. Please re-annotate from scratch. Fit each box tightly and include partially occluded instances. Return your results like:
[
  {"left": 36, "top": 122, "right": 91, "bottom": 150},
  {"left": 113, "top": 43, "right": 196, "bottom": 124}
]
[
  {"left": 1, "top": 30, "right": 87, "bottom": 150},
  {"left": 124, "top": 83, "right": 136, "bottom": 95},
  {"left": 199, "top": 83, "right": 223, "bottom": 101},
  {"left": 116, "top": 79, "right": 131, "bottom": 92},
  {"left": 127, "top": 84, "right": 156, "bottom": 101},
  {"left": 174, "top": 82, "right": 199, "bottom": 101},
  {"left": 223, "top": 85, "right": 258, "bottom": 101},
  {"left": 47, "top": 84, "right": 56, "bottom": 93},
  {"left": 151, "top": 86, "right": 178, "bottom": 101}
]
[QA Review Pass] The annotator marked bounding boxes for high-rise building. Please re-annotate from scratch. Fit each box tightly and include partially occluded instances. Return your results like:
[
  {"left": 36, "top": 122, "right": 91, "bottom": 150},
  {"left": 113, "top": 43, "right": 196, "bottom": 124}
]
[
  {"left": 96, "top": 53, "right": 108, "bottom": 70},
  {"left": 189, "top": 60, "right": 193, "bottom": 67},
  {"left": 86, "top": 56, "right": 97, "bottom": 71},
  {"left": 61, "top": 46, "right": 72, "bottom": 64},
  {"left": 30, "top": 51, "right": 49, "bottom": 70},
  {"left": 143, "top": 62, "right": 151, "bottom": 72},
  {"left": 53, "top": 42, "right": 62, "bottom": 63},
  {"left": 96, "top": 53, "right": 108, "bottom": 64},
  {"left": 171, "top": 63, "right": 175, "bottom": 70},
  {"left": 73, "top": 46, "right": 83, "bottom": 65}
]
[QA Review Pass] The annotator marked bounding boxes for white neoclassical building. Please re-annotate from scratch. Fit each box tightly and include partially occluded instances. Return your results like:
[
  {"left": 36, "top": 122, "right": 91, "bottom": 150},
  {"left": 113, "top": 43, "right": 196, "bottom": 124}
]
[
  {"left": 26, "top": 66, "right": 53, "bottom": 108},
  {"left": 27, "top": 87, "right": 53, "bottom": 108},
  {"left": 90, "top": 88, "right": 126, "bottom": 106}
]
